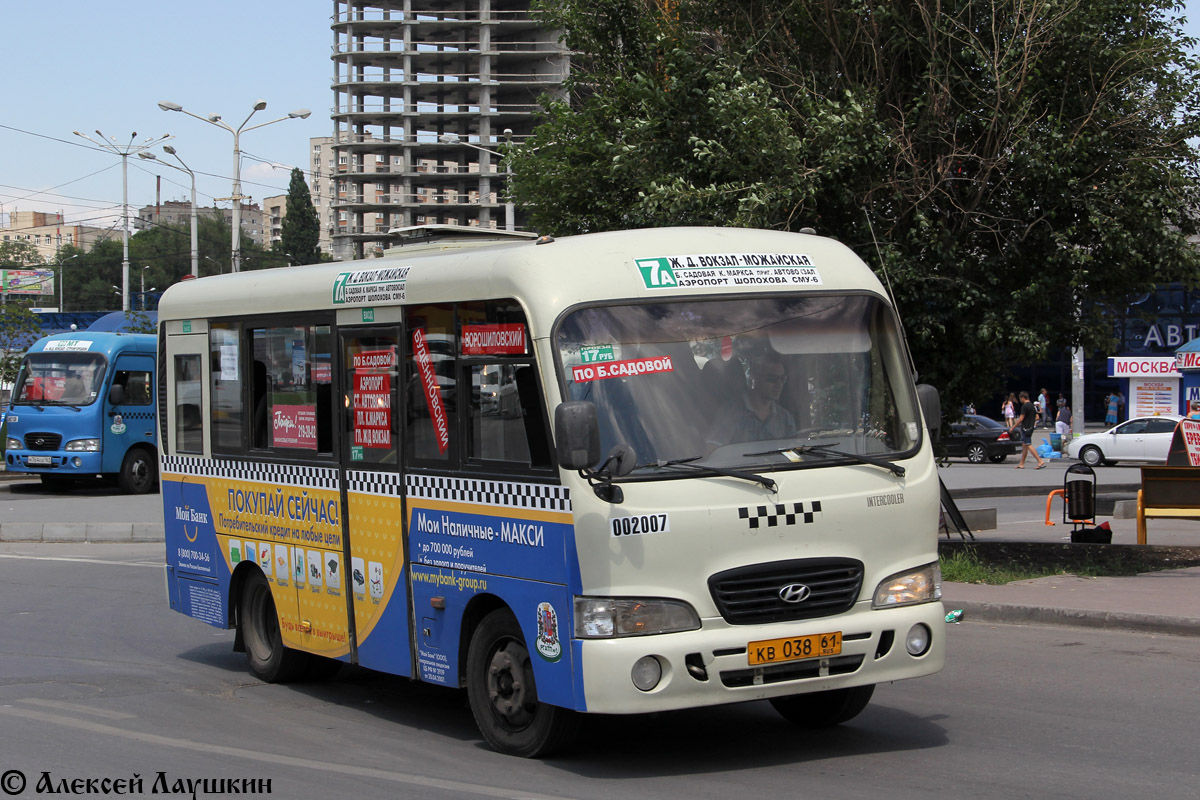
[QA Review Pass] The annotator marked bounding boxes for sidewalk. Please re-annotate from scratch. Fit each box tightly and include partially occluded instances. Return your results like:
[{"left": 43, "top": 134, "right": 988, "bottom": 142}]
[
  {"left": 940, "top": 460, "right": 1200, "bottom": 638},
  {"left": 941, "top": 566, "right": 1200, "bottom": 638}
]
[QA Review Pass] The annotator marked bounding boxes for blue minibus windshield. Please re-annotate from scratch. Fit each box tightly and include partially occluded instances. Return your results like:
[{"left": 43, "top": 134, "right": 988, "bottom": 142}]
[{"left": 13, "top": 353, "right": 108, "bottom": 407}]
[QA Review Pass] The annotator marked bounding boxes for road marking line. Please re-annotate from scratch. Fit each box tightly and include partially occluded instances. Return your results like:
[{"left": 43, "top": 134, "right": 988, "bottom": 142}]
[
  {"left": 0, "top": 553, "right": 162, "bottom": 568},
  {"left": 18, "top": 698, "right": 136, "bottom": 720},
  {"left": 0, "top": 707, "right": 575, "bottom": 800}
]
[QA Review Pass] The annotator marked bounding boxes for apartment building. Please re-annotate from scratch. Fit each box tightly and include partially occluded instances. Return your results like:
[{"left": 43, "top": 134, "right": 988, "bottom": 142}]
[
  {"left": 0, "top": 211, "right": 108, "bottom": 260},
  {"left": 134, "top": 201, "right": 264, "bottom": 247},
  {"left": 330, "top": 1, "right": 568, "bottom": 259}
]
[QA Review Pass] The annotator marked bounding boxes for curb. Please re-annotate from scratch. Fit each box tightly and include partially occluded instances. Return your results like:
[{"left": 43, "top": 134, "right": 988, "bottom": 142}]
[
  {"left": 947, "top": 600, "right": 1200, "bottom": 637},
  {"left": 0, "top": 522, "right": 164, "bottom": 544}
]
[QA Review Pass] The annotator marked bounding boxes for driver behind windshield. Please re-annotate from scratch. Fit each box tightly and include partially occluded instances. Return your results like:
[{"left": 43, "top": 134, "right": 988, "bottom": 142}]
[{"left": 708, "top": 350, "right": 796, "bottom": 445}]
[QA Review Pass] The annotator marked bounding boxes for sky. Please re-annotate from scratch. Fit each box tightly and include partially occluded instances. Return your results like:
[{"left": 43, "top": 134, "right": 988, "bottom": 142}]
[
  {"left": 2, "top": 1, "right": 1200, "bottom": 239},
  {"left": 0, "top": 1, "right": 332, "bottom": 234}
]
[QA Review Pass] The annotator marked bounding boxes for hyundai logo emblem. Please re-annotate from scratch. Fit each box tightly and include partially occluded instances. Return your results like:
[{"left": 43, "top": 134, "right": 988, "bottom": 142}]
[{"left": 778, "top": 583, "right": 811, "bottom": 604}]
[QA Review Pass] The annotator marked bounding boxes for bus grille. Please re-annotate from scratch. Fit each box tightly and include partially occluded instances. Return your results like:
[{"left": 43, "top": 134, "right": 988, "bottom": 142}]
[
  {"left": 708, "top": 558, "right": 864, "bottom": 625},
  {"left": 24, "top": 432, "right": 63, "bottom": 451}
]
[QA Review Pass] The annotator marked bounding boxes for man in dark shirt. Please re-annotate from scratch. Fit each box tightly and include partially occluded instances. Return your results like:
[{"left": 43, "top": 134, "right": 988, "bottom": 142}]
[{"left": 1015, "top": 390, "right": 1047, "bottom": 469}]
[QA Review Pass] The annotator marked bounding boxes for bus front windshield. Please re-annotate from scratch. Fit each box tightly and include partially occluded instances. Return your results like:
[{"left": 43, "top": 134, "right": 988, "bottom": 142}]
[
  {"left": 555, "top": 294, "right": 921, "bottom": 476},
  {"left": 13, "top": 353, "right": 107, "bottom": 407}
]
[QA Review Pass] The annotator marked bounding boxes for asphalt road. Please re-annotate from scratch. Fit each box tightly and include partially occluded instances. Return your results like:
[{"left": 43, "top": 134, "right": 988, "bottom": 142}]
[{"left": 1, "top": 542, "right": 1198, "bottom": 800}]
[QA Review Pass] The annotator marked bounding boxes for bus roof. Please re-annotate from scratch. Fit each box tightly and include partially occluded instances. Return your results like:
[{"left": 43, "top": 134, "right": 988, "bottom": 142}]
[
  {"left": 157, "top": 227, "right": 888, "bottom": 335},
  {"left": 26, "top": 330, "right": 156, "bottom": 356}
]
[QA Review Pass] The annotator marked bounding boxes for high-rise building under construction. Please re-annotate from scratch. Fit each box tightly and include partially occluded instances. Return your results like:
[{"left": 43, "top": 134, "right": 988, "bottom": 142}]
[{"left": 330, "top": 2, "right": 568, "bottom": 259}]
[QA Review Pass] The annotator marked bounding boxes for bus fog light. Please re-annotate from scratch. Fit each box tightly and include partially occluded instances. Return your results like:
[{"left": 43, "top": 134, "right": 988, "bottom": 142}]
[
  {"left": 631, "top": 656, "right": 662, "bottom": 691},
  {"left": 905, "top": 623, "right": 931, "bottom": 656},
  {"left": 72, "top": 457, "right": 83, "bottom": 467}
]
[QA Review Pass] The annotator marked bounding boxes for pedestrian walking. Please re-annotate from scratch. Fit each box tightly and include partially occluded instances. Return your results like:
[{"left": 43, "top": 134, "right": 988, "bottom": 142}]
[
  {"left": 1015, "top": 391, "right": 1047, "bottom": 469},
  {"left": 1003, "top": 393, "right": 1017, "bottom": 430}
]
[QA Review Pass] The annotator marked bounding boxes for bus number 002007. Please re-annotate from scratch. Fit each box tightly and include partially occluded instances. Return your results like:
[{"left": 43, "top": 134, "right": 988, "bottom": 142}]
[{"left": 610, "top": 514, "right": 669, "bottom": 537}]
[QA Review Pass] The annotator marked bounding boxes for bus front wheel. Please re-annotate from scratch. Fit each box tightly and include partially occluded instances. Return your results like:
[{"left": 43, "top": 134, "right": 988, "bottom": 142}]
[
  {"left": 240, "top": 572, "right": 309, "bottom": 683},
  {"left": 769, "top": 684, "right": 875, "bottom": 728},
  {"left": 117, "top": 447, "right": 157, "bottom": 494},
  {"left": 466, "top": 609, "right": 579, "bottom": 758}
]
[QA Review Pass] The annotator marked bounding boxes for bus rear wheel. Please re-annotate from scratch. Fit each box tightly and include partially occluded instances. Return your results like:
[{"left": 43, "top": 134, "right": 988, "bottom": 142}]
[
  {"left": 117, "top": 447, "right": 157, "bottom": 494},
  {"left": 240, "top": 572, "right": 309, "bottom": 683},
  {"left": 466, "top": 609, "right": 579, "bottom": 757},
  {"left": 769, "top": 684, "right": 875, "bottom": 728}
]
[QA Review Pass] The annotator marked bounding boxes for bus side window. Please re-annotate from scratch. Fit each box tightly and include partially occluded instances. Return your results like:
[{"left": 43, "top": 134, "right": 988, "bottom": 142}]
[
  {"left": 175, "top": 354, "right": 203, "bottom": 454},
  {"left": 405, "top": 304, "right": 457, "bottom": 465}
]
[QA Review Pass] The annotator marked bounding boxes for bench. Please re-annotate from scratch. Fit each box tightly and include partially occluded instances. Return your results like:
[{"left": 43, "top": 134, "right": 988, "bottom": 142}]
[{"left": 1136, "top": 466, "right": 1200, "bottom": 545}]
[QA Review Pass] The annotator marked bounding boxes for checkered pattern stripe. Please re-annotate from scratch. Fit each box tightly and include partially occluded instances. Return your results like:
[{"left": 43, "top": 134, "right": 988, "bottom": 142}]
[
  {"left": 346, "top": 470, "right": 404, "bottom": 496},
  {"left": 407, "top": 474, "right": 571, "bottom": 513},
  {"left": 119, "top": 411, "right": 155, "bottom": 420},
  {"left": 161, "top": 456, "right": 338, "bottom": 490},
  {"left": 738, "top": 501, "right": 823, "bottom": 529}
]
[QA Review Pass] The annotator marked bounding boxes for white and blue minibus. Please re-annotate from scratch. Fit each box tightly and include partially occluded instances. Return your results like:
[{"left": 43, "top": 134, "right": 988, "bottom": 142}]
[{"left": 159, "top": 226, "right": 945, "bottom": 757}]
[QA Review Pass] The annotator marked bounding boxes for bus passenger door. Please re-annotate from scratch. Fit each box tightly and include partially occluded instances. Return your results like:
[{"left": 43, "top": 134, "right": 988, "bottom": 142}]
[
  {"left": 103, "top": 353, "right": 156, "bottom": 474},
  {"left": 339, "top": 327, "right": 412, "bottom": 676}
]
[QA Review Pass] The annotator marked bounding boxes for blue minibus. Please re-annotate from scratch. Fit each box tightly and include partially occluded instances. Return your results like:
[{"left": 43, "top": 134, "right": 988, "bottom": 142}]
[{"left": 4, "top": 331, "right": 159, "bottom": 493}]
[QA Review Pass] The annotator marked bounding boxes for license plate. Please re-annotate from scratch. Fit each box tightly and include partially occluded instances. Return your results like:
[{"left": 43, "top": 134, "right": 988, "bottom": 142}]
[
  {"left": 747, "top": 631, "right": 842, "bottom": 665},
  {"left": 25, "top": 456, "right": 53, "bottom": 466}
]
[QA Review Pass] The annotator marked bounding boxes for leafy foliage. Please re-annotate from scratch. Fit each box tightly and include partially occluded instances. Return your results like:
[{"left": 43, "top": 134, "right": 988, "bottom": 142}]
[
  {"left": 0, "top": 298, "right": 42, "bottom": 387},
  {"left": 280, "top": 168, "right": 323, "bottom": 266},
  {"left": 513, "top": 0, "right": 1200, "bottom": 402}
]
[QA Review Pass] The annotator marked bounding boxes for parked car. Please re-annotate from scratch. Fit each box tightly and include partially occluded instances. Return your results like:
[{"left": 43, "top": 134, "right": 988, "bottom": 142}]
[
  {"left": 941, "top": 414, "right": 1018, "bottom": 463},
  {"left": 1064, "top": 414, "right": 1183, "bottom": 466}
]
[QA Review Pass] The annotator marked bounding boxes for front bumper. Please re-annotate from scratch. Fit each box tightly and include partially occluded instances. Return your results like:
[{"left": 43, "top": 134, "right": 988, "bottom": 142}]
[
  {"left": 5, "top": 450, "right": 103, "bottom": 474},
  {"left": 578, "top": 600, "right": 945, "bottom": 713}
]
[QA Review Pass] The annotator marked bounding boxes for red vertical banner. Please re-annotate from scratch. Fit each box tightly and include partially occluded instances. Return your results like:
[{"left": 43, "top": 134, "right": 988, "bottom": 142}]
[
  {"left": 352, "top": 348, "right": 394, "bottom": 449},
  {"left": 412, "top": 329, "right": 450, "bottom": 453}
]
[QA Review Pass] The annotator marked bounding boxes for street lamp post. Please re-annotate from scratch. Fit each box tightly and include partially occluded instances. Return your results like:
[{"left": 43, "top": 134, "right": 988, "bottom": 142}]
[
  {"left": 73, "top": 130, "right": 173, "bottom": 311},
  {"left": 438, "top": 129, "right": 515, "bottom": 231},
  {"left": 157, "top": 100, "right": 311, "bottom": 272},
  {"left": 138, "top": 147, "right": 199, "bottom": 277},
  {"left": 56, "top": 253, "right": 78, "bottom": 313},
  {"left": 140, "top": 266, "right": 157, "bottom": 310}
]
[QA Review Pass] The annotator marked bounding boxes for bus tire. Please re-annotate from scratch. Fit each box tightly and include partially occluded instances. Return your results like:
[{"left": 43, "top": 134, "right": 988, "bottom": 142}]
[
  {"left": 466, "top": 609, "right": 579, "bottom": 758},
  {"left": 117, "top": 447, "right": 157, "bottom": 494},
  {"left": 769, "top": 684, "right": 875, "bottom": 728},
  {"left": 240, "top": 571, "right": 309, "bottom": 683}
]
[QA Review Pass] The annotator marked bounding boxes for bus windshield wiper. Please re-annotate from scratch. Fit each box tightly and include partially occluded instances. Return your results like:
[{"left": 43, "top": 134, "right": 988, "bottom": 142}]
[
  {"left": 744, "top": 443, "right": 905, "bottom": 477},
  {"left": 637, "top": 456, "right": 777, "bottom": 492}
]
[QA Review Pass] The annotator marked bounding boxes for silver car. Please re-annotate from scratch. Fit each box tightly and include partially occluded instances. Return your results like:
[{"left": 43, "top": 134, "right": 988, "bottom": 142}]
[{"left": 1064, "top": 415, "right": 1183, "bottom": 466}]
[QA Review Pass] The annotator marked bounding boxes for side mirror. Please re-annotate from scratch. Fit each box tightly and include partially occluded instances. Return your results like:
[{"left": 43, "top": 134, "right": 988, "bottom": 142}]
[
  {"left": 554, "top": 401, "right": 600, "bottom": 470},
  {"left": 108, "top": 384, "right": 128, "bottom": 406},
  {"left": 916, "top": 384, "right": 941, "bottom": 442}
]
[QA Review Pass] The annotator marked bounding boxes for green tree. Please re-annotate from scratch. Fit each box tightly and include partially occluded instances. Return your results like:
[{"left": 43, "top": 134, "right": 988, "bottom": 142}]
[
  {"left": 512, "top": 0, "right": 1200, "bottom": 403},
  {"left": 280, "top": 168, "right": 322, "bottom": 266},
  {"left": 0, "top": 298, "right": 42, "bottom": 388}
]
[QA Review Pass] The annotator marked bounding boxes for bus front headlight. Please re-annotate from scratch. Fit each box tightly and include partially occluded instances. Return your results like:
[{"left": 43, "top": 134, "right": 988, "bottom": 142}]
[
  {"left": 872, "top": 563, "right": 942, "bottom": 608},
  {"left": 65, "top": 439, "right": 100, "bottom": 452},
  {"left": 5, "top": 437, "right": 21, "bottom": 451},
  {"left": 574, "top": 597, "right": 700, "bottom": 638}
]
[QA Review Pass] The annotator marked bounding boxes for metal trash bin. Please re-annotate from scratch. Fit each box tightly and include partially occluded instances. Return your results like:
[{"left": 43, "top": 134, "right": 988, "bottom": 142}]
[{"left": 1064, "top": 462, "right": 1096, "bottom": 522}]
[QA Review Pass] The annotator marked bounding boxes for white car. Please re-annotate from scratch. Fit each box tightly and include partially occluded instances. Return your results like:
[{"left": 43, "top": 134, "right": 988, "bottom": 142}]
[{"left": 1065, "top": 414, "right": 1183, "bottom": 466}]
